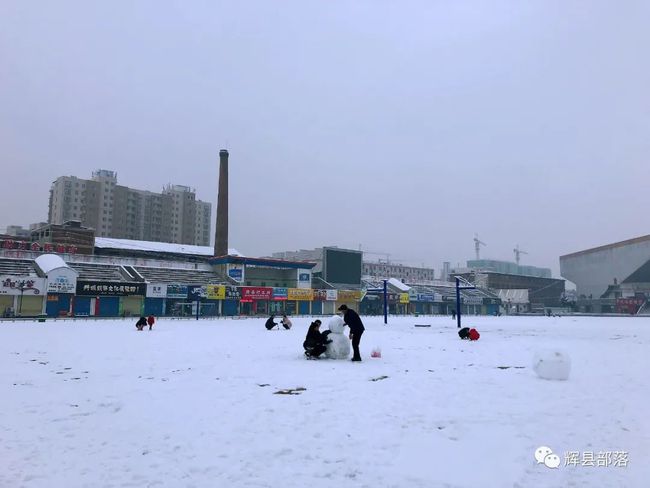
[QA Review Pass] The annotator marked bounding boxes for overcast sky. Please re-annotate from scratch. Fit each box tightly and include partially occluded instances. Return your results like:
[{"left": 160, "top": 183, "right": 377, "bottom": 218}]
[{"left": 1, "top": 1, "right": 649, "bottom": 278}]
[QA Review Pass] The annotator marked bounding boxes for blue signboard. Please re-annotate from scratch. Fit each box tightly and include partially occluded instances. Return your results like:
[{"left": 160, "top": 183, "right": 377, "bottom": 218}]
[
  {"left": 167, "top": 284, "right": 189, "bottom": 299},
  {"left": 228, "top": 269, "right": 243, "bottom": 280},
  {"left": 273, "top": 287, "right": 288, "bottom": 300}
]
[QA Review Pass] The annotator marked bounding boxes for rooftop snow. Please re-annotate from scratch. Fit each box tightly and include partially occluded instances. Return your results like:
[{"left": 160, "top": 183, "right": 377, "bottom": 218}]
[
  {"left": 387, "top": 277, "right": 410, "bottom": 292},
  {"left": 34, "top": 254, "right": 74, "bottom": 275},
  {"left": 94, "top": 237, "right": 243, "bottom": 257}
]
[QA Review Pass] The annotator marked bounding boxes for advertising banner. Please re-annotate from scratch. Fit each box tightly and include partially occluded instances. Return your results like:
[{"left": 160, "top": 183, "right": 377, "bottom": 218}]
[
  {"left": 326, "top": 289, "right": 338, "bottom": 301},
  {"left": 241, "top": 287, "right": 272, "bottom": 301},
  {"left": 273, "top": 287, "right": 288, "bottom": 300},
  {"left": 462, "top": 295, "right": 484, "bottom": 305},
  {"left": 76, "top": 281, "right": 146, "bottom": 296},
  {"left": 225, "top": 286, "right": 241, "bottom": 300},
  {"left": 46, "top": 272, "right": 77, "bottom": 294},
  {"left": 146, "top": 283, "right": 167, "bottom": 298},
  {"left": 417, "top": 293, "right": 435, "bottom": 302},
  {"left": 227, "top": 264, "right": 244, "bottom": 283},
  {"left": 288, "top": 288, "right": 313, "bottom": 301},
  {"left": 166, "top": 284, "right": 189, "bottom": 299},
  {"left": 399, "top": 293, "right": 410, "bottom": 304},
  {"left": 338, "top": 290, "right": 363, "bottom": 301},
  {"left": 1, "top": 276, "right": 46, "bottom": 296},
  {"left": 313, "top": 289, "right": 328, "bottom": 301},
  {"left": 188, "top": 286, "right": 207, "bottom": 300},
  {"left": 296, "top": 269, "right": 311, "bottom": 289},
  {"left": 206, "top": 285, "right": 226, "bottom": 300}
]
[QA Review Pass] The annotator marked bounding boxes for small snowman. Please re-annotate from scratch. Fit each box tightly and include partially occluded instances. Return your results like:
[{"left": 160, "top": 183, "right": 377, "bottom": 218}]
[{"left": 325, "top": 315, "right": 350, "bottom": 359}]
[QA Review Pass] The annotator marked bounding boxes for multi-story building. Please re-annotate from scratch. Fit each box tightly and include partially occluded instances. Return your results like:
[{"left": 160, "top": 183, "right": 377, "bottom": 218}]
[
  {"left": 560, "top": 234, "right": 650, "bottom": 313},
  {"left": 48, "top": 171, "right": 211, "bottom": 246},
  {"left": 30, "top": 221, "right": 96, "bottom": 255},
  {"left": 272, "top": 248, "right": 435, "bottom": 285},
  {"left": 362, "top": 261, "right": 435, "bottom": 282},
  {"left": 195, "top": 200, "right": 212, "bottom": 248},
  {"left": 5, "top": 225, "right": 32, "bottom": 238},
  {"left": 466, "top": 259, "right": 552, "bottom": 278}
]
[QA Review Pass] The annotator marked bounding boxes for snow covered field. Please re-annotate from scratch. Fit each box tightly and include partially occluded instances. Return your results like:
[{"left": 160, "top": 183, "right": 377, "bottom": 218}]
[{"left": 1, "top": 315, "right": 648, "bottom": 488}]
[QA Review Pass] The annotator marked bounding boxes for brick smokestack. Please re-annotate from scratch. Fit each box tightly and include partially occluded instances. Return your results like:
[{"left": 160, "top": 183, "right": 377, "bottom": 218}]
[{"left": 214, "top": 149, "right": 229, "bottom": 256}]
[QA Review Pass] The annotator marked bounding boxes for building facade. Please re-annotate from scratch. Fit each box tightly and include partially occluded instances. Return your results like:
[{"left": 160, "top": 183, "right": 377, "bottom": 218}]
[
  {"left": 453, "top": 270, "right": 565, "bottom": 309},
  {"left": 560, "top": 235, "right": 650, "bottom": 299},
  {"left": 362, "top": 261, "right": 435, "bottom": 282},
  {"left": 48, "top": 171, "right": 211, "bottom": 246},
  {"left": 271, "top": 247, "right": 362, "bottom": 289},
  {"left": 467, "top": 259, "right": 552, "bottom": 278}
]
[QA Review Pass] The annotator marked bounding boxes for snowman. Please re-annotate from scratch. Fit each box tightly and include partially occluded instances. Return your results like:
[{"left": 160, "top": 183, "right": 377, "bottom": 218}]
[{"left": 324, "top": 315, "right": 350, "bottom": 359}]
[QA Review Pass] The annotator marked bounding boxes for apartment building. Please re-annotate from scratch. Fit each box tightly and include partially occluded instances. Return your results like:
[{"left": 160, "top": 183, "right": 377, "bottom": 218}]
[{"left": 48, "top": 170, "right": 211, "bottom": 246}]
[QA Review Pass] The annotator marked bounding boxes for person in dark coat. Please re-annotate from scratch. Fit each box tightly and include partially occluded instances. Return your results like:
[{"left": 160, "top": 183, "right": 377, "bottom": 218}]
[
  {"left": 135, "top": 316, "right": 147, "bottom": 331},
  {"left": 265, "top": 315, "right": 278, "bottom": 330},
  {"left": 147, "top": 315, "right": 155, "bottom": 330},
  {"left": 303, "top": 320, "right": 331, "bottom": 358},
  {"left": 338, "top": 304, "right": 365, "bottom": 361}
]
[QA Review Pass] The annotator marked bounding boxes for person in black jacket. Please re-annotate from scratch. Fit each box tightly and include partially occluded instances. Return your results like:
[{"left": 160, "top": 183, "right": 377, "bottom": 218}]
[
  {"left": 303, "top": 320, "right": 331, "bottom": 358},
  {"left": 265, "top": 315, "right": 278, "bottom": 330},
  {"left": 338, "top": 304, "right": 365, "bottom": 361},
  {"left": 135, "top": 316, "right": 147, "bottom": 331}
]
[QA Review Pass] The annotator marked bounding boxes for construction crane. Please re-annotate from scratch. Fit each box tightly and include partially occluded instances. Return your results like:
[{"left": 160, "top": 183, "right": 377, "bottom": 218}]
[
  {"left": 473, "top": 233, "right": 486, "bottom": 260},
  {"left": 513, "top": 244, "right": 528, "bottom": 265}
]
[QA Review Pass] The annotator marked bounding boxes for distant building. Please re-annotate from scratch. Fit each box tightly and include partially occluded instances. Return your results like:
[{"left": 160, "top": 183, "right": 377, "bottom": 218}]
[
  {"left": 452, "top": 270, "right": 565, "bottom": 309},
  {"left": 48, "top": 170, "right": 211, "bottom": 246},
  {"left": 5, "top": 225, "right": 31, "bottom": 238},
  {"left": 271, "top": 246, "right": 362, "bottom": 289},
  {"left": 560, "top": 235, "right": 650, "bottom": 313},
  {"left": 362, "top": 261, "right": 435, "bottom": 282},
  {"left": 31, "top": 221, "right": 96, "bottom": 255},
  {"left": 466, "top": 259, "right": 552, "bottom": 278}
]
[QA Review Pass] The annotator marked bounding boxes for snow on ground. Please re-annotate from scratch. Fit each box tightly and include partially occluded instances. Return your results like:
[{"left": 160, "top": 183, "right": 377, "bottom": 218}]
[{"left": 1, "top": 315, "right": 648, "bottom": 488}]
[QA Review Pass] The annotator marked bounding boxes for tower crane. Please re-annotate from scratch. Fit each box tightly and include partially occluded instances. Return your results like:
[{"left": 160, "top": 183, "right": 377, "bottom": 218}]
[
  {"left": 513, "top": 244, "right": 528, "bottom": 265},
  {"left": 473, "top": 233, "right": 486, "bottom": 260}
]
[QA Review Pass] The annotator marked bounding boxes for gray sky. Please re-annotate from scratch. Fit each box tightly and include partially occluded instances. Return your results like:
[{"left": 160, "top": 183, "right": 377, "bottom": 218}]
[{"left": 1, "top": 1, "right": 649, "bottom": 278}]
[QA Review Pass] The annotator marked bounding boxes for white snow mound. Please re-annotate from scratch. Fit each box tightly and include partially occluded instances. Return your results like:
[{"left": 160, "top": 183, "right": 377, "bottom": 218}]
[{"left": 533, "top": 349, "right": 571, "bottom": 381}]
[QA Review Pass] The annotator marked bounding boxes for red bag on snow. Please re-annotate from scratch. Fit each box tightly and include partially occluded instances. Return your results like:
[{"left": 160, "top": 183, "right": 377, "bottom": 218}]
[{"left": 468, "top": 328, "right": 480, "bottom": 341}]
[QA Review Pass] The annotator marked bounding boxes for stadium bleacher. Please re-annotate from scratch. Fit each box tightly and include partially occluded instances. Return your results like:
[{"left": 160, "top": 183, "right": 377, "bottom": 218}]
[
  {"left": 0, "top": 259, "right": 38, "bottom": 277},
  {"left": 135, "top": 266, "right": 228, "bottom": 285}
]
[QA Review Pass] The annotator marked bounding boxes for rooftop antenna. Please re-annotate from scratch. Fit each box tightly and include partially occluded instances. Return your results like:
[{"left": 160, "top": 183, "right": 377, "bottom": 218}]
[
  {"left": 473, "top": 233, "right": 486, "bottom": 260},
  {"left": 513, "top": 244, "right": 528, "bottom": 265}
]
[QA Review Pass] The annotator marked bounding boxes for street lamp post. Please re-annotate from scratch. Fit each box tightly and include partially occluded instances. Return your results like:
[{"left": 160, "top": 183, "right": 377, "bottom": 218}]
[{"left": 17, "top": 280, "right": 27, "bottom": 316}]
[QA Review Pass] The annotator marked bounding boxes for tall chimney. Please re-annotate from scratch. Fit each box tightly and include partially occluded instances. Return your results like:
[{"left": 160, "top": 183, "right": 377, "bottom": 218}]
[{"left": 214, "top": 149, "right": 229, "bottom": 256}]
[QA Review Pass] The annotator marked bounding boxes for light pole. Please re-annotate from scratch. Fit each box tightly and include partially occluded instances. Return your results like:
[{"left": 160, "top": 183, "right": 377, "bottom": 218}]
[{"left": 17, "top": 280, "right": 27, "bottom": 316}]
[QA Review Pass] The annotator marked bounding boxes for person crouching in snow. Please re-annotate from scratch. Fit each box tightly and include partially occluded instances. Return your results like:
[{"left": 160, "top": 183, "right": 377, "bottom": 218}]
[
  {"left": 265, "top": 315, "right": 278, "bottom": 330},
  {"left": 135, "top": 316, "right": 147, "bottom": 331},
  {"left": 147, "top": 315, "right": 155, "bottom": 330},
  {"left": 280, "top": 314, "right": 292, "bottom": 330},
  {"left": 303, "top": 320, "right": 331, "bottom": 359}
]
